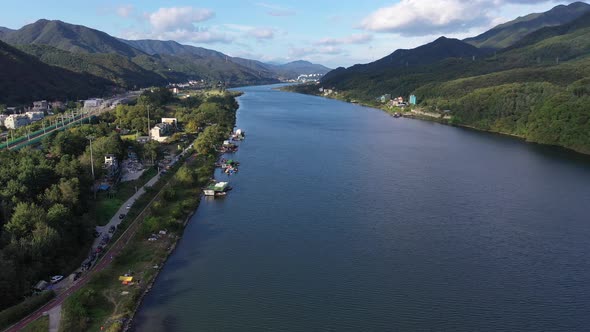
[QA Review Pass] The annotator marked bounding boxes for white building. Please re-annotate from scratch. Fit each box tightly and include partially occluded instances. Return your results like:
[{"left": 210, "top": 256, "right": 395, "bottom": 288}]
[
  {"left": 25, "top": 111, "right": 45, "bottom": 122},
  {"left": 4, "top": 114, "right": 30, "bottom": 129},
  {"left": 84, "top": 98, "right": 104, "bottom": 109},
  {"left": 150, "top": 123, "right": 171, "bottom": 142}
]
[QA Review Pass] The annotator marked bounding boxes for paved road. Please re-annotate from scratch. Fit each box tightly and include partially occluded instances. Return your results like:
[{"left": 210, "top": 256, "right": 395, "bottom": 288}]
[
  {"left": 4, "top": 172, "right": 161, "bottom": 332},
  {"left": 47, "top": 305, "right": 60, "bottom": 332},
  {"left": 5, "top": 144, "right": 195, "bottom": 332},
  {"left": 95, "top": 173, "right": 160, "bottom": 244}
]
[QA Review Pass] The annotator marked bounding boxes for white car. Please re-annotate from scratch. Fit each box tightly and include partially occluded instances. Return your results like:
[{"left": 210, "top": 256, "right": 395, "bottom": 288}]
[
  {"left": 126, "top": 204, "right": 131, "bottom": 209},
  {"left": 50, "top": 275, "right": 64, "bottom": 283}
]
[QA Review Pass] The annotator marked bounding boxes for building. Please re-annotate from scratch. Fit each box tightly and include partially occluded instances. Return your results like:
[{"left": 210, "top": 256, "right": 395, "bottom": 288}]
[
  {"left": 84, "top": 98, "right": 104, "bottom": 109},
  {"left": 410, "top": 95, "right": 417, "bottom": 105},
  {"left": 32, "top": 100, "right": 49, "bottom": 112},
  {"left": 380, "top": 94, "right": 392, "bottom": 103},
  {"left": 103, "top": 154, "right": 120, "bottom": 180},
  {"left": 161, "top": 117, "right": 178, "bottom": 127},
  {"left": 4, "top": 114, "right": 30, "bottom": 129},
  {"left": 170, "top": 87, "right": 180, "bottom": 94},
  {"left": 150, "top": 123, "right": 171, "bottom": 142},
  {"left": 25, "top": 111, "right": 45, "bottom": 122}
]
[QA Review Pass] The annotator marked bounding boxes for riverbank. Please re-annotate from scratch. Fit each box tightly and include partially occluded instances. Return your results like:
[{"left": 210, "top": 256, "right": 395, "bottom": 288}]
[
  {"left": 51, "top": 92, "right": 242, "bottom": 332},
  {"left": 281, "top": 85, "right": 590, "bottom": 156}
]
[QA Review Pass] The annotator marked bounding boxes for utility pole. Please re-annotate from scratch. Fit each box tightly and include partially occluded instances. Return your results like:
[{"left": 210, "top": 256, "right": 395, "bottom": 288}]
[
  {"left": 87, "top": 135, "right": 96, "bottom": 198},
  {"left": 147, "top": 104, "right": 151, "bottom": 140}
]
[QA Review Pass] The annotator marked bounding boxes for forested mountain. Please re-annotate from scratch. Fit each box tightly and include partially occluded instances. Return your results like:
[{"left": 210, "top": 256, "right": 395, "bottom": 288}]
[
  {"left": 321, "top": 37, "right": 487, "bottom": 85},
  {"left": 464, "top": 1, "right": 590, "bottom": 49},
  {"left": 311, "top": 10, "right": 590, "bottom": 154},
  {"left": 269, "top": 60, "right": 331, "bottom": 78},
  {"left": 122, "top": 39, "right": 331, "bottom": 79},
  {"left": 0, "top": 19, "right": 330, "bottom": 101},
  {"left": 0, "top": 40, "right": 112, "bottom": 104},
  {"left": 1, "top": 19, "right": 144, "bottom": 56}
]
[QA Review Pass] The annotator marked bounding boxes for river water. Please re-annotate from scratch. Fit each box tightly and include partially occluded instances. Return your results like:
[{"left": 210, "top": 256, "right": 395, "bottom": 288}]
[{"left": 132, "top": 84, "right": 590, "bottom": 331}]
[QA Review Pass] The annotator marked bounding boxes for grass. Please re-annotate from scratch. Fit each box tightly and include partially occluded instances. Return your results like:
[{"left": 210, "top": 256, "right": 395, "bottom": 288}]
[
  {"left": 60, "top": 153, "right": 212, "bottom": 332},
  {"left": 21, "top": 315, "right": 49, "bottom": 332},
  {"left": 91, "top": 167, "right": 158, "bottom": 226},
  {"left": 120, "top": 134, "right": 137, "bottom": 141}
]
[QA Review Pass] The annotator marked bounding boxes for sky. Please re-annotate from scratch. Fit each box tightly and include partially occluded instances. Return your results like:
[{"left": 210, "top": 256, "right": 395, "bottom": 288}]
[{"left": 0, "top": 0, "right": 584, "bottom": 68}]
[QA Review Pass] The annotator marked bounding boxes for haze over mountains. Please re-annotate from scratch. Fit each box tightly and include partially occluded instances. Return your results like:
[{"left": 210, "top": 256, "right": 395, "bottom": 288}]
[{"left": 0, "top": 19, "right": 330, "bottom": 103}]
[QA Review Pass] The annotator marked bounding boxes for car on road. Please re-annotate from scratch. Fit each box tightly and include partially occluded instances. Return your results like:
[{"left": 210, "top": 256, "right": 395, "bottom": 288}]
[
  {"left": 119, "top": 213, "right": 126, "bottom": 219},
  {"left": 50, "top": 275, "right": 64, "bottom": 283}
]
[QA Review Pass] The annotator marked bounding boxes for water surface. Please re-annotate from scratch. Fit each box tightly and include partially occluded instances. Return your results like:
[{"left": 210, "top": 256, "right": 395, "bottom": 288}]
[{"left": 133, "top": 85, "right": 590, "bottom": 331}]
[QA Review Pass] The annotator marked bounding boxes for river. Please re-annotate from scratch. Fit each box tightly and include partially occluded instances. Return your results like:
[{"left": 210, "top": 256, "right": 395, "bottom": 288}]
[{"left": 132, "top": 84, "right": 590, "bottom": 331}]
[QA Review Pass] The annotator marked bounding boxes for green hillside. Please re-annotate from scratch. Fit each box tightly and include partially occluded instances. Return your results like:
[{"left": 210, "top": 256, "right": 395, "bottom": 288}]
[
  {"left": 16, "top": 44, "right": 167, "bottom": 88},
  {"left": 0, "top": 40, "right": 112, "bottom": 104},
  {"left": 464, "top": 1, "right": 590, "bottom": 49},
  {"left": 310, "top": 12, "right": 590, "bottom": 154},
  {"left": 1, "top": 19, "right": 144, "bottom": 56}
]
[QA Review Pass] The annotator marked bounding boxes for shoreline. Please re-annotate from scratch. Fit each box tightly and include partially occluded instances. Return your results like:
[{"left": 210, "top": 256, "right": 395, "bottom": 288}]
[
  {"left": 50, "top": 91, "right": 243, "bottom": 332},
  {"left": 281, "top": 87, "right": 589, "bottom": 156},
  {"left": 122, "top": 208, "right": 195, "bottom": 332}
]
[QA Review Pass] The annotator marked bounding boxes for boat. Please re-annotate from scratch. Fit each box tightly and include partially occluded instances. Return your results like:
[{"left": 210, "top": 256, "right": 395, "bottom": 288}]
[
  {"left": 393, "top": 112, "right": 401, "bottom": 118},
  {"left": 203, "top": 181, "right": 230, "bottom": 196}
]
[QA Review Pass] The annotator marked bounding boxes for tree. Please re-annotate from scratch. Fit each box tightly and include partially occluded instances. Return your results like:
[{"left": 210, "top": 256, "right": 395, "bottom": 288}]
[
  {"left": 4, "top": 203, "right": 47, "bottom": 240},
  {"left": 142, "top": 140, "right": 160, "bottom": 165}
]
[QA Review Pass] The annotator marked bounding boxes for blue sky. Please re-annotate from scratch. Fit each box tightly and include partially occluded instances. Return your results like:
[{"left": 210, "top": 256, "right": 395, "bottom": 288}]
[{"left": 0, "top": 0, "right": 582, "bottom": 67}]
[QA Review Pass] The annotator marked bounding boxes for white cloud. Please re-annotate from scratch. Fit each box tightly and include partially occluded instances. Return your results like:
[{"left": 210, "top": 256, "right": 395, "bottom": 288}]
[
  {"left": 149, "top": 7, "right": 214, "bottom": 32},
  {"left": 121, "top": 27, "right": 233, "bottom": 44},
  {"left": 359, "top": 0, "right": 560, "bottom": 36},
  {"left": 248, "top": 27, "right": 275, "bottom": 40},
  {"left": 314, "top": 33, "right": 373, "bottom": 46},
  {"left": 222, "top": 24, "right": 277, "bottom": 41},
  {"left": 116, "top": 5, "right": 134, "bottom": 18},
  {"left": 256, "top": 2, "right": 296, "bottom": 16}
]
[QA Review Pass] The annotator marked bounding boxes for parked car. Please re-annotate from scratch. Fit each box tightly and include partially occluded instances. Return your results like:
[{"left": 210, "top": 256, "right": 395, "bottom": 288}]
[
  {"left": 109, "top": 226, "right": 116, "bottom": 233},
  {"left": 95, "top": 246, "right": 103, "bottom": 253},
  {"left": 126, "top": 204, "right": 131, "bottom": 209},
  {"left": 93, "top": 231, "right": 101, "bottom": 238},
  {"left": 119, "top": 213, "right": 126, "bottom": 219},
  {"left": 50, "top": 275, "right": 64, "bottom": 284},
  {"left": 73, "top": 272, "right": 82, "bottom": 281}
]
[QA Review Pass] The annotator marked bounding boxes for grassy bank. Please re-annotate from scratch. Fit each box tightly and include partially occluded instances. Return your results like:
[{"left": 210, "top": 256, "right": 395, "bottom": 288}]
[
  {"left": 0, "top": 291, "right": 55, "bottom": 331},
  {"left": 282, "top": 84, "right": 590, "bottom": 155},
  {"left": 57, "top": 92, "right": 239, "bottom": 332},
  {"left": 91, "top": 168, "right": 159, "bottom": 226},
  {"left": 20, "top": 316, "right": 49, "bottom": 332}
]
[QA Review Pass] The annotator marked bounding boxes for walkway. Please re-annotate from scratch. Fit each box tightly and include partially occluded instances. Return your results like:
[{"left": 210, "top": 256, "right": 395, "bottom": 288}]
[{"left": 5, "top": 144, "right": 194, "bottom": 332}]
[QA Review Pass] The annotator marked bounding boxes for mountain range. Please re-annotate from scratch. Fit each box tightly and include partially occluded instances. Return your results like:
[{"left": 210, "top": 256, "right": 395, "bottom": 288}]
[
  {"left": 313, "top": 1, "right": 590, "bottom": 154},
  {"left": 0, "top": 20, "right": 330, "bottom": 104},
  {"left": 464, "top": 1, "right": 590, "bottom": 49}
]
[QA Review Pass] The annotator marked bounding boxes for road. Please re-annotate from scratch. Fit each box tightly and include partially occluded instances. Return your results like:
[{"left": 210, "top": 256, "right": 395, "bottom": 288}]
[
  {"left": 4, "top": 144, "right": 194, "bottom": 332},
  {"left": 4, "top": 171, "right": 161, "bottom": 332},
  {"left": 4, "top": 91, "right": 141, "bottom": 151}
]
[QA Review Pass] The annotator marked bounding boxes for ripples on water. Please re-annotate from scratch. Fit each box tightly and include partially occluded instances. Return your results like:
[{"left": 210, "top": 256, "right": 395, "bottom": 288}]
[{"left": 132, "top": 85, "right": 590, "bottom": 332}]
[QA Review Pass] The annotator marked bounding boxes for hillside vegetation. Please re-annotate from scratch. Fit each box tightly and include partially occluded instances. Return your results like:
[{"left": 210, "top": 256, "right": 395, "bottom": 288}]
[
  {"left": 0, "top": 40, "right": 112, "bottom": 104},
  {"left": 309, "top": 10, "right": 590, "bottom": 154}
]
